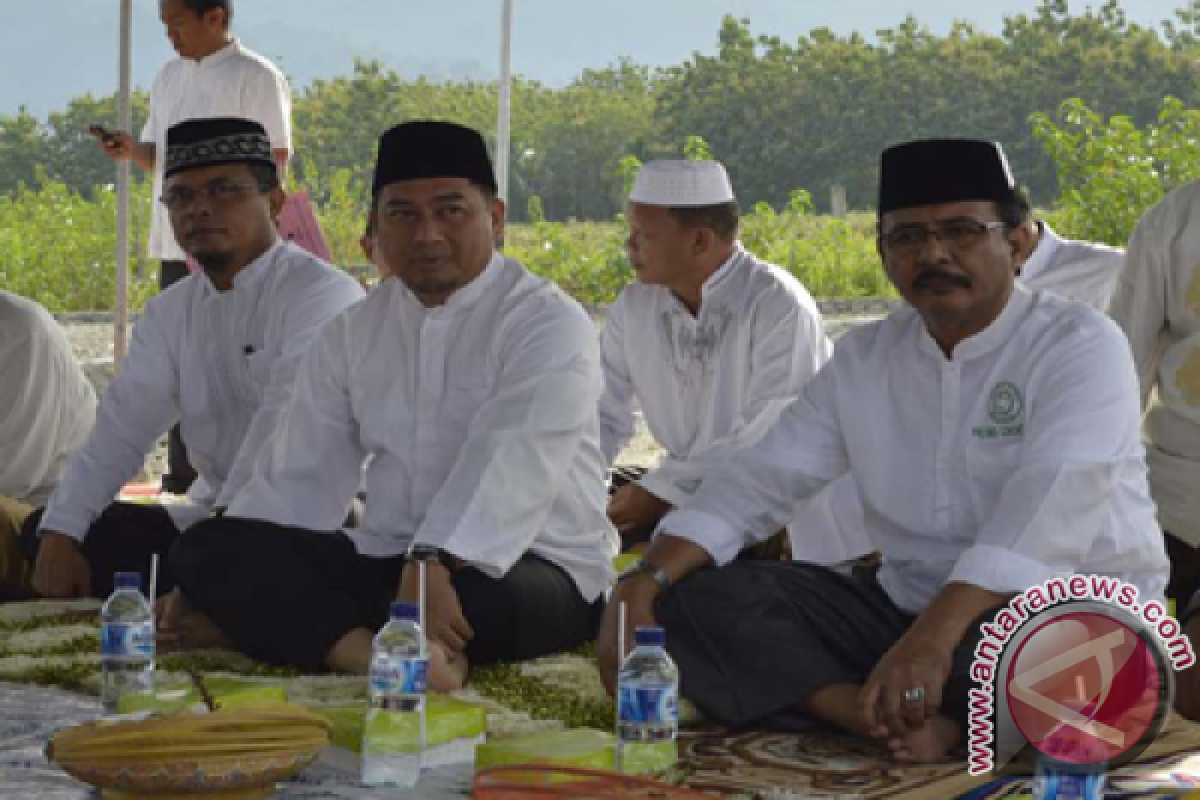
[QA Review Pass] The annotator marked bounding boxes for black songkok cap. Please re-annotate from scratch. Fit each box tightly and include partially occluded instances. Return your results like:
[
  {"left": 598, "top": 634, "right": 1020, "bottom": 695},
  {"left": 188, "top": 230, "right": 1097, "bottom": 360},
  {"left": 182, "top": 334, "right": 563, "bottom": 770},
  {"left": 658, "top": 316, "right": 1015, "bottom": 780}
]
[
  {"left": 371, "top": 120, "right": 497, "bottom": 195},
  {"left": 878, "top": 139, "right": 1017, "bottom": 214},
  {"left": 164, "top": 117, "right": 276, "bottom": 180}
]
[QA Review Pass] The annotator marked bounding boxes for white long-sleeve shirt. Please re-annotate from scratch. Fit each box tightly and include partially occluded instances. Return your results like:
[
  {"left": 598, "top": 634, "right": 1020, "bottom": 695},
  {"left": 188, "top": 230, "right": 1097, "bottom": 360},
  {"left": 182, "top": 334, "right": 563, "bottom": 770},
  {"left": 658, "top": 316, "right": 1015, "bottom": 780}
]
[
  {"left": 229, "top": 254, "right": 619, "bottom": 602},
  {"left": 1019, "top": 223, "right": 1124, "bottom": 311},
  {"left": 0, "top": 292, "right": 96, "bottom": 506},
  {"left": 597, "top": 246, "right": 870, "bottom": 563},
  {"left": 663, "top": 286, "right": 1169, "bottom": 612},
  {"left": 42, "top": 241, "right": 363, "bottom": 539},
  {"left": 817, "top": 225, "right": 1130, "bottom": 562},
  {"left": 141, "top": 39, "right": 291, "bottom": 261},
  {"left": 1110, "top": 182, "right": 1200, "bottom": 545}
]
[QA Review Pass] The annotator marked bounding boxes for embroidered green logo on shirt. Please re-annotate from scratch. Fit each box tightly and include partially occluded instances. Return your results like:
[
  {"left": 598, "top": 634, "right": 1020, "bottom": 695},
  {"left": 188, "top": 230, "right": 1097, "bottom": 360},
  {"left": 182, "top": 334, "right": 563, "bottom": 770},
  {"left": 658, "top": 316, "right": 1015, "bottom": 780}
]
[{"left": 974, "top": 381, "right": 1025, "bottom": 439}]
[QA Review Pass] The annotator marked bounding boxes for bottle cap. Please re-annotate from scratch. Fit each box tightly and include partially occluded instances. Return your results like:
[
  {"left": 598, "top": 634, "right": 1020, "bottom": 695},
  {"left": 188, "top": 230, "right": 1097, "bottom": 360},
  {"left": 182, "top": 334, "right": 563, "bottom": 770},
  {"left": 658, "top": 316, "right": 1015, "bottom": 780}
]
[
  {"left": 390, "top": 602, "right": 419, "bottom": 622},
  {"left": 634, "top": 626, "right": 665, "bottom": 646},
  {"left": 114, "top": 572, "right": 141, "bottom": 591}
]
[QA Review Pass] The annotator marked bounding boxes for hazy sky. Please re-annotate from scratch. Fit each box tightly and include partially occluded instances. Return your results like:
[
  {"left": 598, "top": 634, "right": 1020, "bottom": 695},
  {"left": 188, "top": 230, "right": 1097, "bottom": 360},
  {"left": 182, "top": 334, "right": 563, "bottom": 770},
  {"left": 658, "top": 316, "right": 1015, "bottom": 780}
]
[{"left": 4, "top": 0, "right": 1192, "bottom": 116}]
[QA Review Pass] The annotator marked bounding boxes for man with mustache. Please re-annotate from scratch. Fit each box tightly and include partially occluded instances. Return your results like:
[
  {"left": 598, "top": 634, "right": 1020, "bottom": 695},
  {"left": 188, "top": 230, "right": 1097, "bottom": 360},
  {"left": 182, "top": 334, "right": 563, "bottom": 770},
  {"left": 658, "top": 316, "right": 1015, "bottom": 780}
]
[
  {"left": 23, "top": 118, "right": 363, "bottom": 603},
  {"left": 169, "top": 121, "right": 618, "bottom": 690},
  {"left": 597, "top": 138, "right": 1168, "bottom": 763},
  {"left": 91, "top": 0, "right": 291, "bottom": 496},
  {"left": 600, "top": 159, "right": 869, "bottom": 566}
]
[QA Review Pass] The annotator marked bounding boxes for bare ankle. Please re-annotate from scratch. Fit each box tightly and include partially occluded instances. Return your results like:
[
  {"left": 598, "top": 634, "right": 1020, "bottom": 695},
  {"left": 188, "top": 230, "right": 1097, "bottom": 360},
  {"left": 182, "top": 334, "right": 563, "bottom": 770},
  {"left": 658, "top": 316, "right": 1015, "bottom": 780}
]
[{"left": 325, "top": 628, "right": 376, "bottom": 674}]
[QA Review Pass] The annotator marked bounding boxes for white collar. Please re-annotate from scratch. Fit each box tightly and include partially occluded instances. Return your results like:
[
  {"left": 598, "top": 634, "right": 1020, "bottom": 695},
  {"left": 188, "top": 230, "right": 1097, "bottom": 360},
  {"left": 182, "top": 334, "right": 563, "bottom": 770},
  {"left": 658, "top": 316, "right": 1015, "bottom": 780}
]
[
  {"left": 1018, "top": 222, "right": 1064, "bottom": 286},
  {"left": 200, "top": 238, "right": 283, "bottom": 296},
  {"left": 195, "top": 38, "right": 240, "bottom": 68},
  {"left": 916, "top": 283, "right": 1034, "bottom": 363}
]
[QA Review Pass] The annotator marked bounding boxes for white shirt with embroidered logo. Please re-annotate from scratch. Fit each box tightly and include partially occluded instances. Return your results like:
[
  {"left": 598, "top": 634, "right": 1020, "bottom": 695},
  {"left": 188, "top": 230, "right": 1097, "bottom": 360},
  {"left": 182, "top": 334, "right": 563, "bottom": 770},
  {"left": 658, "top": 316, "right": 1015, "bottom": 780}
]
[
  {"left": 662, "top": 286, "right": 1168, "bottom": 611},
  {"left": 41, "top": 241, "right": 364, "bottom": 540},
  {"left": 819, "top": 224, "right": 1129, "bottom": 563},
  {"left": 1019, "top": 222, "right": 1124, "bottom": 312},
  {"left": 141, "top": 38, "right": 292, "bottom": 261},
  {"left": 229, "top": 253, "right": 619, "bottom": 603},
  {"left": 1110, "top": 181, "right": 1200, "bottom": 545},
  {"left": 0, "top": 292, "right": 96, "bottom": 507},
  {"left": 598, "top": 245, "right": 872, "bottom": 564}
]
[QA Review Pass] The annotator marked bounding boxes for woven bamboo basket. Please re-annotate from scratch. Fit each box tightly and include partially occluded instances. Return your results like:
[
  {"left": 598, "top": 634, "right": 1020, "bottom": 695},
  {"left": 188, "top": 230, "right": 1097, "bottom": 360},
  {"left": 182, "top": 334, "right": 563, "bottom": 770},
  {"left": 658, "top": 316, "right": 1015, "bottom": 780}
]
[{"left": 46, "top": 704, "right": 332, "bottom": 799}]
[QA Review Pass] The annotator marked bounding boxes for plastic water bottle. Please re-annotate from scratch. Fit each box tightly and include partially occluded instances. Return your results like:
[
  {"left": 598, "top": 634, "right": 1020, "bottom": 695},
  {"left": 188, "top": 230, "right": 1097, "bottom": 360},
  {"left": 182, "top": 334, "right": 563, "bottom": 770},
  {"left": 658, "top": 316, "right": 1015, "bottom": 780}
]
[
  {"left": 1033, "top": 755, "right": 1106, "bottom": 799},
  {"left": 362, "top": 602, "right": 428, "bottom": 788},
  {"left": 616, "top": 626, "right": 679, "bottom": 775},
  {"left": 1033, "top": 698, "right": 1107, "bottom": 800},
  {"left": 99, "top": 572, "right": 155, "bottom": 713}
]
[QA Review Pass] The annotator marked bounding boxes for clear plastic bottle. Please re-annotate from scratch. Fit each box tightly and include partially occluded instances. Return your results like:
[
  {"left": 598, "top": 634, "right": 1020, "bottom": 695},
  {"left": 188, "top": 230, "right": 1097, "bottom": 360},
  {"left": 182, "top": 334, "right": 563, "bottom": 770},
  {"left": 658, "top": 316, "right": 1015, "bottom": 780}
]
[
  {"left": 1033, "top": 755, "right": 1106, "bottom": 800},
  {"left": 616, "top": 625, "right": 679, "bottom": 775},
  {"left": 1033, "top": 699, "right": 1107, "bottom": 800},
  {"left": 99, "top": 571, "right": 155, "bottom": 713},
  {"left": 362, "top": 602, "right": 428, "bottom": 788}
]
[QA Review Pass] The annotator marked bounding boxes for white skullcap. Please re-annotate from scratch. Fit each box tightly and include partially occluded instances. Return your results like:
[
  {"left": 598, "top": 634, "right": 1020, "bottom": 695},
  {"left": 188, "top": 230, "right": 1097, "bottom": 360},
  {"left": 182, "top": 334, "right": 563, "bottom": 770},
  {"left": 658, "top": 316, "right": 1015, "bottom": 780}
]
[{"left": 629, "top": 160, "right": 735, "bottom": 207}]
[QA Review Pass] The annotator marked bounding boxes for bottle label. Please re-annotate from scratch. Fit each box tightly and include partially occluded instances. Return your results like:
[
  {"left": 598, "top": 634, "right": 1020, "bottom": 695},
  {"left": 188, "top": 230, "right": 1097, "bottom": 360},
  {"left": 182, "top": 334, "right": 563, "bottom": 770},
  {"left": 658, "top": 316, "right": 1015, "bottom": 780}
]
[
  {"left": 618, "top": 684, "right": 678, "bottom": 727},
  {"left": 370, "top": 657, "right": 428, "bottom": 695},
  {"left": 101, "top": 621, "right": 154, "bottom": 659},
  {"left": 1035, "top": 769, "right": 1105, "bottom": 800}
]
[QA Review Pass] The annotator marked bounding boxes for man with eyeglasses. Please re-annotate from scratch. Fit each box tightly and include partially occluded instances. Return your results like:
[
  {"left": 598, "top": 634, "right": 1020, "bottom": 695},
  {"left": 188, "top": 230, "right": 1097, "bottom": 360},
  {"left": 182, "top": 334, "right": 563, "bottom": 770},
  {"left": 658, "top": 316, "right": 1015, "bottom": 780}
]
[
  {"left": 90, "top": 0, "right": 291, "bottom": 497},
  {"left": 597, "top": 138, "right": 1167, "bottom": 763},
  {"left": 22, "top": 118, "right": 362, "bottom": 605}
]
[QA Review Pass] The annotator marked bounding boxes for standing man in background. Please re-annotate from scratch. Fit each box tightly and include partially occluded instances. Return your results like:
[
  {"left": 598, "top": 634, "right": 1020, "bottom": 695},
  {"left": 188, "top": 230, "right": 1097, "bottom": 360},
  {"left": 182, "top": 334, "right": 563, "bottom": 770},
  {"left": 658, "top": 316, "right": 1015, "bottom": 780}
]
[{"left": 90, "top": 0, "right": 291, "bottom": 494}]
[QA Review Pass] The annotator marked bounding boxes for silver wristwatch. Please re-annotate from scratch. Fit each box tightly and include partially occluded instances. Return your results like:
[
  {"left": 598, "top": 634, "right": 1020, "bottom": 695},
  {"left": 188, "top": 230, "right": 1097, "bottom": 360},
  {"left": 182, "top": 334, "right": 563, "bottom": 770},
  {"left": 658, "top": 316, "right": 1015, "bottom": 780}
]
[{"left": 617, "top": 559, "right": 672, "bottom": 591}]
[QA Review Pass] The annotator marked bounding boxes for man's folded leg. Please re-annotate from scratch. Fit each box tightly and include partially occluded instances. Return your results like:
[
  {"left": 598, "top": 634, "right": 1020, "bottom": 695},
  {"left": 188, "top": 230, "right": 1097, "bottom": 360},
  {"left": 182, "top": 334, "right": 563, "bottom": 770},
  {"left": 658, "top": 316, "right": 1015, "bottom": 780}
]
[
  {"left": 656, "top": 560, "right": 913, "bottom": 730},
  {"left": 454, "top": 553, "right": 604, "bottom": 666},
  {"left": 170, "top": 516, "right": 403, "bottom": 671},
  {"left": 657, "top": 559, "right": 1002, "bottom": 742},
  {"left": 19, "top": 502, "right": 182, "bottom": 598}
]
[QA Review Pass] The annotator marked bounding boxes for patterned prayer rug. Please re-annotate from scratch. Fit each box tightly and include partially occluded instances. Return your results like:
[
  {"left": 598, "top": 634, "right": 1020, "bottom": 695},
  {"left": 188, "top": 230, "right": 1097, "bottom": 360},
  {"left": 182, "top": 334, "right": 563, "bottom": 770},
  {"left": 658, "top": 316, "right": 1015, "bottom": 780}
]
[{"left": 6, "top": 600, "right": 1200, "bottom": 799}]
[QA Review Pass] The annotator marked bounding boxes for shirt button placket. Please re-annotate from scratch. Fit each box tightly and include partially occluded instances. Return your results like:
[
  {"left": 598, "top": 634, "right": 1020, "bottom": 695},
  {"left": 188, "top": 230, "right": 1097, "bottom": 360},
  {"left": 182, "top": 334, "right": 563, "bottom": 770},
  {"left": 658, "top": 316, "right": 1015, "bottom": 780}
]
[{"left": 415, "top": 316, "right": 447, "bottom": 504}]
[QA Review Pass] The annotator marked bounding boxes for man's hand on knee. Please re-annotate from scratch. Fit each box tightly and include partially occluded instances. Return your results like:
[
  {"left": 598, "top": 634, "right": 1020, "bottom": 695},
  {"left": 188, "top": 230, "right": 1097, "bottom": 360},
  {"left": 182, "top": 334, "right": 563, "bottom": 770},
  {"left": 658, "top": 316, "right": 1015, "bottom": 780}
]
[
  {"left": 607, "top": 483, "right": 671, "bottom": 539},
  {"left": 860, "top": 631, "right": 952, "bottom": 739},
  {"left": 32, "top": 531, "right": 92, "bottom": 599},
  {"left": 397, "top": 561, "right": 473, "bottom": 654},
  {"left": 597, "top": 576, "right": 661, "bottom": 696}
]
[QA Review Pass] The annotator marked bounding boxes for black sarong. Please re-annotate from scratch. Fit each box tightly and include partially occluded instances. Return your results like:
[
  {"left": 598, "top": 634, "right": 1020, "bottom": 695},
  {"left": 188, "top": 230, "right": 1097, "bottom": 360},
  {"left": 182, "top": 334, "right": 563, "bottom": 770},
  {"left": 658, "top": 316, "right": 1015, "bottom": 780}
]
[
  {"left": 20, "top": 503, "right": 182, "bottom": 598},
  {"left": 656, "top": 561, "right": 995, "bottom": 730},
  {"left": 170, "top": 516, "right": 603, "bottom": 671}
]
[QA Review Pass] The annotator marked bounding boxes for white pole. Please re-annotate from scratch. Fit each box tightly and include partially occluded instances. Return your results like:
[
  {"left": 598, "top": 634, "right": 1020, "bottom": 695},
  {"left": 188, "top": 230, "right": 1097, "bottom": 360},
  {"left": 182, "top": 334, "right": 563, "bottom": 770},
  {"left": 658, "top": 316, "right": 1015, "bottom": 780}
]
[
  {"left": 114, "top": 0, "right": 132, "bottom": 362},
  {"left": 495, "top": 0, "right": 514, "bottom": 205}
]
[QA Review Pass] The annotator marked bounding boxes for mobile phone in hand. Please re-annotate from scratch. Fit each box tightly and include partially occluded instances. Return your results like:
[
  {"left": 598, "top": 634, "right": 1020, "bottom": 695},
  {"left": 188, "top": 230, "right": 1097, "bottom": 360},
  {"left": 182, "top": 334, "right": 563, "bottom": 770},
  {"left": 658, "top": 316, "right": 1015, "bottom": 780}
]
[{"left": 88, "top": 124, "right": 117, "bottom": 144}]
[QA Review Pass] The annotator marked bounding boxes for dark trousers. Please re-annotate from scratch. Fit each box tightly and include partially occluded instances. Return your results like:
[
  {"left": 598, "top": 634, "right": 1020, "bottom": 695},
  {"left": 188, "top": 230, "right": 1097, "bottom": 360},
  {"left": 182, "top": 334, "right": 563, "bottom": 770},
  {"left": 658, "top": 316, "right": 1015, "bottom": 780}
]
[
  {"left": 170, "top": 516, "right": 604, "bottom": 672},
  {"left": 1165, "top": 532, "right": 1200, "bottom": 610},
  {"left": 656, "top": 561, "right": 996, "bottom": 731},
  {"left": 160, "top": 259, "right": 196, "bottom": 495},
  {"left": 20, "top": 503, "right": 182, "bottom": 598}
]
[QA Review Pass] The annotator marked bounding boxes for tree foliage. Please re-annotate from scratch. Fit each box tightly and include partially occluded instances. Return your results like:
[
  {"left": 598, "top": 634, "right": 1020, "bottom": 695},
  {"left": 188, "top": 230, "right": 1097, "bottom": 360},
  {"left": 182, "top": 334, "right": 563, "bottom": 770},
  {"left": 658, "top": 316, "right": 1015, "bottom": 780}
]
[
  {"left": 1033, "top": 95, "right": 1200, "bottom": 245},
  {"left": 7, "top": 2, "right": 1200, "bottom": 219}
]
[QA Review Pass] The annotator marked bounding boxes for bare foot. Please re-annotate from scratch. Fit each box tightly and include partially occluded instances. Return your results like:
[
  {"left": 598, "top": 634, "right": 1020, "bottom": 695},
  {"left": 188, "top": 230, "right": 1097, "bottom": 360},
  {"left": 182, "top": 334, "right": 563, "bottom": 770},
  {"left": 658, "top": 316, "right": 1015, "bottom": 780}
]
[
  {"left": 887, "top": 714, "right": 960, "bottom": 763},
  {"left": 156, "top": 589, "right": 232, "bottom": 652},
  {"left": 428, "top": 640, "right": 468, "bottom": 692}
]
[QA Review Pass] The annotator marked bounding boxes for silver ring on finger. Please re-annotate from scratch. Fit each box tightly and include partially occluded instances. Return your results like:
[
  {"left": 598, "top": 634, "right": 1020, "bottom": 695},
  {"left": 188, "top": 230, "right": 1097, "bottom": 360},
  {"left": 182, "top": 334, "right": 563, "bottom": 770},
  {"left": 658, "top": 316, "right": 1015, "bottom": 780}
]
[{"left": 903, "top": 686, "right": 926, "bottom": 703}]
